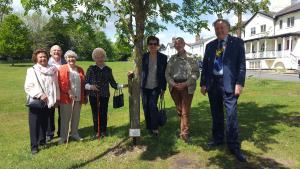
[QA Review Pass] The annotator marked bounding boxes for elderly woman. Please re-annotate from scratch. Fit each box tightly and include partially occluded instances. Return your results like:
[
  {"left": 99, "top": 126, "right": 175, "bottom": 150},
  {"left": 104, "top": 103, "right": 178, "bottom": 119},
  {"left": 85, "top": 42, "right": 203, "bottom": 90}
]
[
  {"left": 24, "top": 49, "right": 60, "bottom": 154},
  {"left": 47, "top": 45, "right": 67, "bottom": 141},
  {"left": 85, "top": 48, "right": 123, "bottom": 138},
  {"left": 58, "top": 50, "right": 87, "bottom": 144}
]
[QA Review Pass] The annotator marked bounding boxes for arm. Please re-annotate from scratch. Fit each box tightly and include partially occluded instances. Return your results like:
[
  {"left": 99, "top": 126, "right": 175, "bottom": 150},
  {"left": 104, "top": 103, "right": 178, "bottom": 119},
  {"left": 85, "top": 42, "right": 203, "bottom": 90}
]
[
  {"left": 24, "top": 68, "right": 43, "bottom": 98},
  {"left": 200, "top": 45, "right": 209, "bottom": 87},
  {"left": 165, "top": 57, "right": 176, "bottom": 87},
  {"left": 108, "top": 69, "right": 119, "bottom": 89},
  {"left": 186, "top": 57, "right": 200, "bottom": 86},
  {"left": 236, "top": 39, "right": 246, "bottom": 87},
  {"left": 161, "top": 55, "right": 168, "bottom": 91}
]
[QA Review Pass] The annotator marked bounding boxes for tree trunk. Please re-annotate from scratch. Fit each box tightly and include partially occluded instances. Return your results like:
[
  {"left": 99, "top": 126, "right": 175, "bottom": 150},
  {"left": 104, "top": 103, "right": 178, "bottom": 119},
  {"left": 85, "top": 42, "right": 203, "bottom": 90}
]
[
  {"left": 128, "top": 0, "right": 146, "bottom": 145},
  {"left": 236, "top": 11, "right": 242, "bottom": 38}
]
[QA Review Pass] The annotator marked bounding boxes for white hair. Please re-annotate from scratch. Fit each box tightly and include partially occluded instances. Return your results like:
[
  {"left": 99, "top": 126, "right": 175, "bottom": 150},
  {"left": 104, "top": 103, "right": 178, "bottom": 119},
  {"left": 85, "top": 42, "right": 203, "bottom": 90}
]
[
  {"left": 50, "top": 45, "right": 62, "bottom": 56},
  {"left": 64, "top": 50, "right": 78, "bottom": 60},
  {"left": 92, "top": 48, "right": 106, "bottom": 60}
]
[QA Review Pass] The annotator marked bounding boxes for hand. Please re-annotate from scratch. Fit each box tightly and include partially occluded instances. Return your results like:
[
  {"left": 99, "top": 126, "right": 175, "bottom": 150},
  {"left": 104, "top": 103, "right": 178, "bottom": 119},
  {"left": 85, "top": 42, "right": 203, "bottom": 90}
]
[
  {"left": 69, "top": 94, "right": 76, "bottom": 100},
  {"left": 235, "top": 84, "right": 243, "bottom": 96},
  {"left": 160, "top": 90, "right": 165, "bottom": 99},
  {"left": 174, "top": 83, "right": 187, "bottom": 91},
  {"left": 90, "top": 85, "right": 99, "bottom": 91},
  {"left": 127, "top": 71, "right": 134, "bottom": 79},
  {"left": 40, "top": 94, "right": 48, "bottom": 103},
  {"left": 201, "top": 86, "right": 207, "bottom": 96}
]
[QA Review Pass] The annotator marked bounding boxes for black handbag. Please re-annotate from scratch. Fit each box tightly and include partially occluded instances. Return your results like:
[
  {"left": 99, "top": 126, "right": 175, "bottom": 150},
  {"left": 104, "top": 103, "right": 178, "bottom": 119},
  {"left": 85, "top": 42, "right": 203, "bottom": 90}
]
[
  {"left": 158, "top": 97, "right": 167, "bottom": 126},
  {"left": 113, "top": 89, "right": 124, "bottom": 108},
  {"left": 25, "top": 67, "right": 47, "bottom": 108}
]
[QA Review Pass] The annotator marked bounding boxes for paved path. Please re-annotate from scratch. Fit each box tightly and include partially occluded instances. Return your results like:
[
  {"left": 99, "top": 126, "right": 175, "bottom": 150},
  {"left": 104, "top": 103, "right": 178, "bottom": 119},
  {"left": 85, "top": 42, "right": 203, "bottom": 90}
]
[{"left": 246, "top": 70, "right": 300, "bottom": 82}]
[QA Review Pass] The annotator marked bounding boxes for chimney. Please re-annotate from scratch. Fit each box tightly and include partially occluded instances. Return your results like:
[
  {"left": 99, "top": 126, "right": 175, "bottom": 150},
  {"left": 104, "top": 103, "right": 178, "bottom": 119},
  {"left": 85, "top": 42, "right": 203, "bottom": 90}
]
[
  {"left": 172, "top": 37, "right": 176, "bottom": 44},
  {"left": 195, "top": 34, "right": 200, "bottom": 42}
]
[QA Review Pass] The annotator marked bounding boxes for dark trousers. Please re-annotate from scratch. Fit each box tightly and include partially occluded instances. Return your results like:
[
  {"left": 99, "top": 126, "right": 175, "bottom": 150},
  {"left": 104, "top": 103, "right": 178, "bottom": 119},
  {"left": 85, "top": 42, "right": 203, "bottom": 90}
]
[
  {"left": 142, "top": 88, "right": 160, "bottom": 131},
  {"left": 28, "top": 107, "right": 50, "bottom": 151},
  {"left": 89, "top": 96, "right": 109, "bottom": 133},
  {"left": 46, "top": 106, "right": 61, "bottom": 137},
  {"left": 208, "top": 76, "right": 240, "bottom": 151}
]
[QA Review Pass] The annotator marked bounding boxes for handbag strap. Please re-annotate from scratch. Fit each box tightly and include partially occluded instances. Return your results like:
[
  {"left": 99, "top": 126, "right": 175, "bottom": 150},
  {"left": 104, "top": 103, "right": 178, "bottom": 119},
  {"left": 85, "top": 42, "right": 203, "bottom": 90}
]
[
  {"left": 159, "top": 97, "right": 165, "bottom": 110},
  {"left": 114, "top": 89, "right": 123, "bottom": 96},
  {"left": 32, "top": 67, "right": 45, "bottom": 94}
]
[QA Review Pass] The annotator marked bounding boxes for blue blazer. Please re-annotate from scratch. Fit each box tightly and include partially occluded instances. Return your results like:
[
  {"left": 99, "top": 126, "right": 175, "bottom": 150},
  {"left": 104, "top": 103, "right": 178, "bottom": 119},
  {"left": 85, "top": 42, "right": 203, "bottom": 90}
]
[
  {"left": 200, "top": 35, "right": 246, "bottom": 93},
  {"left": 141, "top": 52, "right": 168, "bottom": 91}
]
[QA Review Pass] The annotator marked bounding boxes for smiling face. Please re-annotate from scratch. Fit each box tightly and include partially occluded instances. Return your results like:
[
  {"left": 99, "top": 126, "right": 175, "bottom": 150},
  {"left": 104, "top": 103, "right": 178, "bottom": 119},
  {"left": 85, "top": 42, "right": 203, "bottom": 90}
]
[
  {"left": 66, "top": 55, "right": 77, "bottom": 67},
  {"left": 214, "top": 21, "right": 229, "bottom": 40},
  {"left": 37, "top": 52, "right": 48, "bottom": 67},
  {"left": 174, "top": 39, "right": 185, "bottom": 53},
  {"left": 148, "top": 40, "right": 159, "bottom": 53},
  {"left": 50, "top": 45, "right": 62, "bottom": 61},
  {"left": 94, "top": 53, "right": 106, "bottom": 66}
]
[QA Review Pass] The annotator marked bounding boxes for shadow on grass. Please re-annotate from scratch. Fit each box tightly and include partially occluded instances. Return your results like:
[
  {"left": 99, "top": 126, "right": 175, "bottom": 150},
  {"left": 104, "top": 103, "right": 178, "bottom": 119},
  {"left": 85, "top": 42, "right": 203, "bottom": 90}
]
[{"left": 66, "top": 100, "right": 298, "bottom": 168}]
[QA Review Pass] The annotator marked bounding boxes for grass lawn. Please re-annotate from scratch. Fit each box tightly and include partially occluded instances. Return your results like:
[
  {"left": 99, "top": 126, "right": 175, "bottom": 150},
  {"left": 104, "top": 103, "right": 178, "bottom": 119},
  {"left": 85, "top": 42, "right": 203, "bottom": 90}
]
[{"left": 0, "top": 61, "right": 299, "bottom": 169}]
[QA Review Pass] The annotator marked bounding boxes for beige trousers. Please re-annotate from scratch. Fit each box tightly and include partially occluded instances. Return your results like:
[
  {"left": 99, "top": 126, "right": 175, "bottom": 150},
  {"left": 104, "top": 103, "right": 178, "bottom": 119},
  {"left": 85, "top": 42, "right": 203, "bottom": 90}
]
[{"left": 60, "top": 101, "right": 81, "bottom": 141}]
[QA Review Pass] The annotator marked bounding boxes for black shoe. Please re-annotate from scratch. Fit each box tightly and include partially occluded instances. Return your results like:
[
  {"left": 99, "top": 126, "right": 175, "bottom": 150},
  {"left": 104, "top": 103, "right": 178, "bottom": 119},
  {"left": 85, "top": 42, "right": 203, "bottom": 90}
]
[
  {"left": 46, "top": 135, "right": 53, "bottom": 142},
  {"left": 207, "top": 141, "right": 224, "bottom": 148},
  {"left": 31, "top": 149, "right": 38, "bottom": 155},
  {"left": 230, "top": 149, "right": 247, "bottom": 162}
]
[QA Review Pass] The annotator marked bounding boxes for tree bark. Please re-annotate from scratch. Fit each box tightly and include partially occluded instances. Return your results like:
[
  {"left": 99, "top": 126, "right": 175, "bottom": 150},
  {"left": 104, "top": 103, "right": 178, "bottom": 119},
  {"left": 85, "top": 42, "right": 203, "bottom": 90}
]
[{"left": 236, "top": 11, "right": 242, "bottom": 38}]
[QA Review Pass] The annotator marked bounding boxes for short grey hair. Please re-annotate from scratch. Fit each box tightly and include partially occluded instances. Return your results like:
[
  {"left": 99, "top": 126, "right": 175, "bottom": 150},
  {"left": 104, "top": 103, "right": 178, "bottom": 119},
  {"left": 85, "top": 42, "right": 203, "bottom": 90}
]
[
  {"left": 92, "top": 48, "right": 106, "bottom": 60},
  {"left": 213, "top": 19, "right": 231, "bottom": 29},
  {"left": 64, "top": 50, "right": 78, "bottom": 60},
  {"left": 50, "top": 45, "right": 62, "bottom": 56}
]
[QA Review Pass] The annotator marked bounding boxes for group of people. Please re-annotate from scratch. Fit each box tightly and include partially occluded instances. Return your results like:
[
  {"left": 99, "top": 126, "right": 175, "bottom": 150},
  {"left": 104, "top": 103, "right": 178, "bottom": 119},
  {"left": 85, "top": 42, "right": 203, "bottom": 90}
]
[
  {"left": 24, "top": 18, "right": 247, "bottom": 162},
  {"left": 24, "top": 46, "right": 123, "bottom": 155}
]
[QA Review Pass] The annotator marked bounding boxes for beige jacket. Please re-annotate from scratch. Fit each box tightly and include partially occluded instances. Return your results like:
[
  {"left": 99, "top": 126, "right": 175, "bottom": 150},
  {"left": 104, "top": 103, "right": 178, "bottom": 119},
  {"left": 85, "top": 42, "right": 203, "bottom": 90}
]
[{"left": 165, "top": 52, "right": 200, "bottom": 94}]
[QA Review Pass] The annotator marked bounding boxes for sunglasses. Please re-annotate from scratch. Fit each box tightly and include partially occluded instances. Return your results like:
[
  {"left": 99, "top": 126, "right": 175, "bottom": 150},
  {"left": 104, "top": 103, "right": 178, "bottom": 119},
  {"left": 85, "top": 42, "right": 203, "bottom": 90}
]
[{"left": 148, "top": 43, "right": 158, "bottom": 46}]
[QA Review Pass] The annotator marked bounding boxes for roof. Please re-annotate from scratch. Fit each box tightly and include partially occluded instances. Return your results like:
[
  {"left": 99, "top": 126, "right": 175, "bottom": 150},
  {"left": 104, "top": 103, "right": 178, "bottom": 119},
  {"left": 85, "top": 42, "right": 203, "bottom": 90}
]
[
  {"left": 188, "top": 36, "right": 215, "bottom": 47},
  {"left": 275, "top": 2, "right": 300, "bottom": 18},
  {"left": 244, "top": 2, "right": 300, "bottom": 26}
]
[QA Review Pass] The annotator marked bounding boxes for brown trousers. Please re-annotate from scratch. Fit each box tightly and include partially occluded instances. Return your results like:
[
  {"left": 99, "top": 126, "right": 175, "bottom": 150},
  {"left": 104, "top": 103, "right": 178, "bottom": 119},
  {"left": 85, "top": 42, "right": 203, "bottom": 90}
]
[{"left": 171, "top": 88, "right": 193, "bottom": 137}]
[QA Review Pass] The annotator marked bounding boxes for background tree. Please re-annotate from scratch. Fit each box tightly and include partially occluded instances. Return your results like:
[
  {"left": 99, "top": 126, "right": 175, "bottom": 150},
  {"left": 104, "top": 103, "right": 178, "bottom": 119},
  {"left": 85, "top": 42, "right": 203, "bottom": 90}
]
[
  {"left": 0, "top": 0, "right": 12, "bottom": 22},
  {"left": 202, "top": 0, "right": 269, "bottom": 37},
  {"left": 0, "top": 14, "right": 32, "bottom": 66}
]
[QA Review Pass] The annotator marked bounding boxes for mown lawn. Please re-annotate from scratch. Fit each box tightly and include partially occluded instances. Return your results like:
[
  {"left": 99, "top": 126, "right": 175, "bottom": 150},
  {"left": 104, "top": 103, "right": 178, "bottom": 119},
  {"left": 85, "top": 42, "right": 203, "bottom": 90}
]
[{"left": 0, "top": 61, "right": 299, "bottom": 169}]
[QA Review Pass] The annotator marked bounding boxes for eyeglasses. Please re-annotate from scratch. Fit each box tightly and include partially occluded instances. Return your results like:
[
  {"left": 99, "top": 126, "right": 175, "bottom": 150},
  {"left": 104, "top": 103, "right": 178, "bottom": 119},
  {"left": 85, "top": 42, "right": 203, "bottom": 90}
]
[{"left": 148, "top": 43, "right": 158, "bottom": 46}]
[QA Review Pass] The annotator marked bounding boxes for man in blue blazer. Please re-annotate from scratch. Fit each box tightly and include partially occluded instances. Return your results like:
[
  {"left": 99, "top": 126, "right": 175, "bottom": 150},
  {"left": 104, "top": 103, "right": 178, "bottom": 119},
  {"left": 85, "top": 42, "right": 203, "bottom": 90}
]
[{"left": 200, "top": 19, "right": 246, "bottom": 162}]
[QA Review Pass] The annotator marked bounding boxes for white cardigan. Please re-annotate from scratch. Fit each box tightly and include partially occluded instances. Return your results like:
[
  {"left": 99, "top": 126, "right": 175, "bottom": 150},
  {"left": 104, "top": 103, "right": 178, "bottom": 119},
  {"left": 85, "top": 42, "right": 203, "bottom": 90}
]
[{"left": 24, "top": 66, "right": 60, "bottom": 108}]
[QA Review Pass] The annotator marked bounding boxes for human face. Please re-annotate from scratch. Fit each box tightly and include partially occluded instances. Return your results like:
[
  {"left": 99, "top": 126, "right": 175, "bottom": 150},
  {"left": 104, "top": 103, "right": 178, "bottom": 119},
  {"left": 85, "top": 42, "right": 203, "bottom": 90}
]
[
  {"left": 148, "top": 40, "right": 159, "bottom": 53},
  {"left": 67, "top": 55, "right": 77, "bottom": 67},
  {"left": 174, "top": 39, "right": 185, "bottom": 53},
  {"left": 37, "top": 52, "right": 48, "bottom": 67},
  {"left": 94, "top": 54, "right": 105, "bottom": 66},
  {"left": 51, "top": 46, "right": 62, "bottom": 61},
  {"left": 214, "top": 21, "right": 229, "bottom": 40}
]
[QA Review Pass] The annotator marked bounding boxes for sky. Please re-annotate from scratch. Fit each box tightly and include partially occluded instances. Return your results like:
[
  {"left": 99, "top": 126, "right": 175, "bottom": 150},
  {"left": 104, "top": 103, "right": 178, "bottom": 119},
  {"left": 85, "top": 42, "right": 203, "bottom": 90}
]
[{"left": 11, "top": 0, "right": 253, "bottom": 45}]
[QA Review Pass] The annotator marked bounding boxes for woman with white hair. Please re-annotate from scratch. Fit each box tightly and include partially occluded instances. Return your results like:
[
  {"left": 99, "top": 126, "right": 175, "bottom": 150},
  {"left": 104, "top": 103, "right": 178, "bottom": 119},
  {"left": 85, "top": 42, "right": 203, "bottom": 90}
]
[
  {"left": 47, "top": 45, "right": 67, "bottom": 141},
  {"left": 85, "top": 48, "right": 124, "bottom": 138},
  {"left": 57, "top": 50, "right": 87, "bottom": 144}
]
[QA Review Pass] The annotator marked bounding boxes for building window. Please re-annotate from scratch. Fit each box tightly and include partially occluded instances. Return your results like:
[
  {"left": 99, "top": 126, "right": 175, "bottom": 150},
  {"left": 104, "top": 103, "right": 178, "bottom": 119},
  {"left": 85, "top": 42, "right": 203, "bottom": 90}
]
[
  {"left": 251, "top": 27, "right": 256, "bottom": 35},
  {"left": 278, "top": 44, "right": 282, "bottom": 51},
  {"left": 261, "top": 25, "right": 266, "bottom": 32},
  {"left": 287, "top": 17, "right": 295, "bottom": 27},
  {"left": 260, "top": 43, "right": 265, "bottom": 51},
  {"left": 279, "top": 20, "right": 283, "bottom": 29}
]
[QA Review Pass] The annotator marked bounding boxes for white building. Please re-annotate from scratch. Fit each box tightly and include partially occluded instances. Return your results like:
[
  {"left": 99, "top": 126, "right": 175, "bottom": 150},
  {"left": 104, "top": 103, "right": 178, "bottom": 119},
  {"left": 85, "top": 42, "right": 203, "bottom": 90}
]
[
  {"left": 161, "top": 36, "right": 215, "bottom": 58},
  {"left": 243, "top": 0, "right": 300, "bottom": 70}
]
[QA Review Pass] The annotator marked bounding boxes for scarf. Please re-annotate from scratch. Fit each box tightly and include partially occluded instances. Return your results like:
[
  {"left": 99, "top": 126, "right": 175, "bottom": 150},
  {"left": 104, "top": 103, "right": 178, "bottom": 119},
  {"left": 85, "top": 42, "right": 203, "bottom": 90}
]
[{"left": 34, "top": 64, "right": 58, "bottom": 108}]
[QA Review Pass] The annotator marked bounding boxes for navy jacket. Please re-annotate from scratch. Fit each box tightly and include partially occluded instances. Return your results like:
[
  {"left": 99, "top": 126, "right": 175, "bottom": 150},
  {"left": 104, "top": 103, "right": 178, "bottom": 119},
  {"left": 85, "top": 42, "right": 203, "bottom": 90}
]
[
  {"left": 141, "top": 52, "right": 168, "bottom": 91},
  {"left": 200, "top": 35, "right": 246, "bottom": 93}
]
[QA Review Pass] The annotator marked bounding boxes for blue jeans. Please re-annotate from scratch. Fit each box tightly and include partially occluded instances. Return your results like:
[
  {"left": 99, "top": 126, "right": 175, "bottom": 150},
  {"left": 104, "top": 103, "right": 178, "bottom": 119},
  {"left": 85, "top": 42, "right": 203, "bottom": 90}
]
[{"left": 142, "top": 88, "right": 160, "bottom": 131}]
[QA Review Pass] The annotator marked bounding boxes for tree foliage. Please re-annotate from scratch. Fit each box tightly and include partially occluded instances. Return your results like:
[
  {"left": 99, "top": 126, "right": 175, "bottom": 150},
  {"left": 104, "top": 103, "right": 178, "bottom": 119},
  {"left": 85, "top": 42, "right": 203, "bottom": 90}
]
[
  {"left": 0, "top": 14, "right": 32, "bottom": 65},
  {"left": 0, "top": 0, "right": 12, "bottom": 22}
]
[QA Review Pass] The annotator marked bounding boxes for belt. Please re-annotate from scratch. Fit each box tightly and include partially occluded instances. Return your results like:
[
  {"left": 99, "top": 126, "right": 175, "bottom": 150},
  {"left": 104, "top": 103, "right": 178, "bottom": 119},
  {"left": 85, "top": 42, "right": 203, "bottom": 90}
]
[{"left": 213, "top": 75, "right": 223, "bottom": 79}]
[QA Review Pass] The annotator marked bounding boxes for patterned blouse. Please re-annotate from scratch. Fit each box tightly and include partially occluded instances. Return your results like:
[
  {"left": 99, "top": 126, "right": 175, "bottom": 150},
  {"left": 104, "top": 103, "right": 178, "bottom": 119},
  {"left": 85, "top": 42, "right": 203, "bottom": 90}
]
[{"left": 85, "top": 65, "right": 118, "bottom": 97}]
